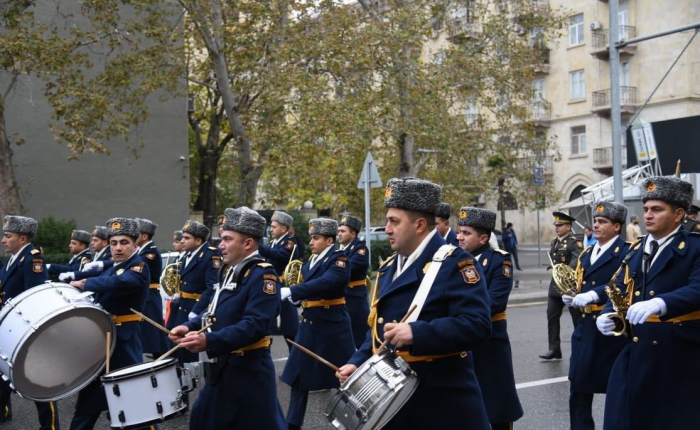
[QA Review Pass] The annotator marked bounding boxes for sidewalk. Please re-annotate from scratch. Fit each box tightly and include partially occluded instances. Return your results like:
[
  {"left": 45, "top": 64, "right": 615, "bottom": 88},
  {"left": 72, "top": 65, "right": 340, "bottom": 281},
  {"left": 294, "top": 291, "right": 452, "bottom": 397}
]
[{"left": 507, "top": 245, "right": 552, "bottom": 304}]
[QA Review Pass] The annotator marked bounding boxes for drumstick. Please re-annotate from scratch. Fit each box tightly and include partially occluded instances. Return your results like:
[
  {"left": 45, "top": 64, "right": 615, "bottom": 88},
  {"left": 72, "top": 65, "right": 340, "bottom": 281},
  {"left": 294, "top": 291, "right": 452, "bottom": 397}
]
[
  {"left": 285, "top": 339, "right": 340, "bottom": 372},
  {"left": 130, "top": 308, "right": 171, "bottom": 335},
  {"left": 157, "top": 323, "right": 213, "bottom": 361},
  {"left": 376, "top": 304, "right": 417, "bottom": 353},
  {"left": 105, "top": 331, "right": 111, "bottom": 374}
]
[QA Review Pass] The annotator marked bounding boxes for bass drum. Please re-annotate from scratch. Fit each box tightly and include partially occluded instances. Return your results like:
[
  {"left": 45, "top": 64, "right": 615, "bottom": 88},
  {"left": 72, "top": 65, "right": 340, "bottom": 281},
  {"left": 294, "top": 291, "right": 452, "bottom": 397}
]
[
  {"left": 325, "top": 351, "right": 418, "bottom": 430},
  {"left": 0, "top": 282, "right": 115, "bottom": 401}
]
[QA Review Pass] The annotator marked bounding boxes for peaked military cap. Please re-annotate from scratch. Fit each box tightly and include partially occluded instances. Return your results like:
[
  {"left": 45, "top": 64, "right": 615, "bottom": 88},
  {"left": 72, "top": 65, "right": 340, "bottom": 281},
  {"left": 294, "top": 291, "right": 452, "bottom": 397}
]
[
  {"left": 384, "top": 177, "right": 442, "bottom": 214},
  {"left": 457, "top": 206, "right": 496, "bottom": 231},
  {"left": 3, "top": 215, "right": 38, "bottom": 238},
  {"left": 92, "top": 226, "right": 108, "bottom": 240},
  {"left": 339, "top": 215, "right": 363, "bottom": 233},
  {"left": 592, "top": 201, "right": 628, "bottom": 225},
  {"left": 106, "top": 218, "right": 140, "bottom": 239},
  {"left": 173, "top": 230, "right": 183, "bottom": 241},
  {"left": 182, "top": 220, "right": 210, "bottom": 241},
  {"left": 309, "top": 218, "right": 338, "bottom": 237},
  {"left": 136, "top": 218, "right": 158, "bottom": 236},
  {"left": 71, "top": 230, "right": 92, "bottom": 245},
  {"left": 553, "top": 211, "right": 576, "bottom": 226},
  {"left": 435, "top": 202, "right": 452, "bottom": 219},
  {"left": 271, "top": 211, "right": 293, "bottom": 228},
  {"left": 688, "top": 205, "right": 700, "bottom": 215},
  {"left": 221, "top": 207, "right": 266, "bottom": 239},
  {"left": 642, "top": 176, "right": 694, "bottom": 211}
]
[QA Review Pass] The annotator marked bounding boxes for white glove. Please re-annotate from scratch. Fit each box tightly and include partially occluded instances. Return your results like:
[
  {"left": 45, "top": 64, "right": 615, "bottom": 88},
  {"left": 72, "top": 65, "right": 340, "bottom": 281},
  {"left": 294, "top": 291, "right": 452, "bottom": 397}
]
[
  {"left": 561, "top": 294, "right": 574, "bottom": 307},
  {"left": 83, "top": 261, "right": 104, "bottom": 272},
  {"left": 46, "top": 264, "right": 51, "bottom": 270},
  {"left": 171, "top": 293, "right": 180, "bottom": 301},
  {"left": 572, "top": 291, "right": 599, "bottom": 308},
  {"left": 59, "top": 272, "right": 75, "bottom": 282},
  {"left": 188, "top": 311, "right": 198, "bottom": 320},
  {"left": 627, "top": 298, "right": 667, "bottom": 325},
  {"left": 597, "top": 312, "right": 617, "bottom": 336},
  {"left": 281, "top": 287, "right": 292, "bottom": 301}
]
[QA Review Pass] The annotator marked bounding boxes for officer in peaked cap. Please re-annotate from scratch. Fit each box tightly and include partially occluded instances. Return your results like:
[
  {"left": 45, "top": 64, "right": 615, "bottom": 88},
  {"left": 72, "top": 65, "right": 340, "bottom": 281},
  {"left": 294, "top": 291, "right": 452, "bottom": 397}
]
[
  {"left": 0, "top": 216, "right": 60, "bottom": 428},
  {"left": 47, "top": 229, "right": 93, "bottom": 276},
  {"left": 435, "top": 202, "right": 459, "bottom": 246},
  {"left": 280, "top": 218, "right": 355, "bottom": 430},
  {"left": 258, "top": 210, "right": 304, "bottom": 348},
  {"left": 338, "top": 214, "right": 371, "bottom": 348},
  {"left": 68, "top": 217, "right": 149, "bottom": 430},
  {"left": 561, "top": 201, "right": 629, "bottom": 430},
  {"left": 683, "top": 204, "right": 700, "bottom": 232},
  {"left": 597, "top": 176, "right": 700, "bottom": 430},
  {"left": 540, "top": 211, "right": 583, "bottom": 360},
  {"left": 336, "top": 178, "right": 492, "bottom": 430},
  {"left": 456, "top": 206, "right": 523, "bottom": 430},
  {"left": 134, "top": 218, "right": 168, "bottom": 359},
  {"left": 166, "top": 220, "right": 222, "bottom": 366},
  {"left": 170, "top": 207, "right": 286, "bottom": 429}
]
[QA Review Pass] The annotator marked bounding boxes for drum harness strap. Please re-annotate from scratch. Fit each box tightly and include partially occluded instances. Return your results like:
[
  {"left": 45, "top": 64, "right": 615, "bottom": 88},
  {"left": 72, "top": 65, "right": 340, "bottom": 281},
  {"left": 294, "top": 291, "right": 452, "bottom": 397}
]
[{"left": 372, "top": 245, "right": 467, "bottom": 362}]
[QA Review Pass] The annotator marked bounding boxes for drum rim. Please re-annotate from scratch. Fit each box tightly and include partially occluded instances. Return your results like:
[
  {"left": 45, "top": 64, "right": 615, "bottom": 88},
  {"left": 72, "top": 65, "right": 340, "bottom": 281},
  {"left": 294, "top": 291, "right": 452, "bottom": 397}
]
[{"left": 101, "top": 357, "right": 177, "bottom": 382}]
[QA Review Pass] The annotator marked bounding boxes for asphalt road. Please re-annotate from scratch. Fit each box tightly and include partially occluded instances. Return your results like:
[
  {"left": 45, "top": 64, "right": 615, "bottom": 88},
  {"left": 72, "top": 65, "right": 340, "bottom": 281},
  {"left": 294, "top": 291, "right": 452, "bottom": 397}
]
[{"left": 4, "top": 301, "right": 605, "bottom": 430}]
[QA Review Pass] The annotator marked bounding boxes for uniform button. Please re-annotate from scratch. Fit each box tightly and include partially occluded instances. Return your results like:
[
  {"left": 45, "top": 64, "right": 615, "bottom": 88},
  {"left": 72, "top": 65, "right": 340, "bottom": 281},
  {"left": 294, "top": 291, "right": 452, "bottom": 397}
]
[
  {"left": 581, "top": 314, "right": 586, "bottom": 319},
  {"left": 392, "top": 320, "right": 397, "bottom": 324},
  {"left": 377, "top": 317, "right": 384, "bottom": 324},
  {"left": 634, "top": 291, "right": 641, "bottom": 297},
  {"left": 591, "top": 281, "right": 596, "bottom": 286},
  {"left": 649, "top": 291, "right": 655, "bottom": 296},
  {"left": 593, "top": 315, "right": 597, "bottom": 320},
  {"left": 582, "top": 281, "right": 587, "bottom": 285},
  {"left": 633, "top": 336, "right": 639, "bottom": 342},
  {"left": 652, "top": 341, "right": 658, "bottom": 346}
]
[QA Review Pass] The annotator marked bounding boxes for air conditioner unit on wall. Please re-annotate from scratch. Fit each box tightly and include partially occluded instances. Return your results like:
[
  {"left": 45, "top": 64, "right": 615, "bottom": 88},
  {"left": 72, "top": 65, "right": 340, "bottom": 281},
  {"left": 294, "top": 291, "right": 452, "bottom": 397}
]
[{"left": 590, "top": 21, "right": 603, "bottom": 30}]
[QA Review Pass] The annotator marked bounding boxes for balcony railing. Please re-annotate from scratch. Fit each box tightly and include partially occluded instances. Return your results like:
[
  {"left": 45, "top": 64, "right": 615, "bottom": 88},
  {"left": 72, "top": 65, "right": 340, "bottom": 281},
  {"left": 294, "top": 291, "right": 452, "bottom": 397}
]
[
  {"left": 447, "top": 18, "right": 481, "bottom": 41},
  {"left": 593, "top": 146, "right": 628, "bottom": 169},
  {"left": 533, "top": 46, "right": 550, "bottom": 73},
  {"left": 530, "top": 100, "right": 551, "bottom": 126},
  {"left": 592, "top": 86, "right": 637, "bottom": 109},
  {"left": 591, "top": 26, "right": 636, "bottom": 49},
  {"left": 517, "top": 155, "right": 553, "bottom": 175}
]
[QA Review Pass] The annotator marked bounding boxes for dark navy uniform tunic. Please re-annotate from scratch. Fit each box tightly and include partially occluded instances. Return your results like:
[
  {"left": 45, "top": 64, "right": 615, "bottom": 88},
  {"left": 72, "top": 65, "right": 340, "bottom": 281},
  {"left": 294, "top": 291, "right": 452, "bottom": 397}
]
[
  {"left": 343, "top": 237, "right": 370, "bottom": 348},
  {"left": 139, "top": 242, "right": 168, "bottom": 355},
  {"left": 73, "top": 247, "right": 112, "bottom": 282},
  {"left": 444, "top": 229, "right": 459, "bottom": 247},
  {"left": 48, "top": 249, "right": 92, "bottom": 275}
]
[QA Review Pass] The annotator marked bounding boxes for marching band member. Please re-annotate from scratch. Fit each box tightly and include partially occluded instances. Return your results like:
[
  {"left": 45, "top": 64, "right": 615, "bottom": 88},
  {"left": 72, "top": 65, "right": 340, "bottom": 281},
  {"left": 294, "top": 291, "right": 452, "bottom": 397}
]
[
  {"left": 0, "top": 216, "right": 60, "bottom": 429},
  {"left": 68, "top": 218, "right": 150, "bottom": 430},
  {"left": 457, "top": 206, "right": 523, "bottom": 430},
  {"left": 172, "top": 230, "right": 185, "bottom": 256},
  {"left": 166, "top": 220, "right": 221, "bottom": 364},
  {"left": 66, "top": 227, "right": 111, "bottom": 282},
  {"left": 47, "top": 229, "right": 92, "bottom": 276},
  {"left": 435, "top": 202, "right": 459, "bottom": 246},
  {"left": 562, "top": 202, "right": 628, "bottom": 430},
  {"left": 337, "top": 214, "right": 370, "bottom": 349},
  {"left": 280, "top": 218, "right": 355, "bottom": 430},
  {"left": 170, "top": 207, "right": 285, "bottom": 430},
  {"left": 258, "top": 211, "right": 303, "bottom": 347},
  {"left": 135, "top": 218, "right": 168, "bottom": 359},
  {"left": 597, "top": 177, "right": 700, "bottom": 429},
  {"left": 336, "top": 178, "right": 492, "bottom": 429}
]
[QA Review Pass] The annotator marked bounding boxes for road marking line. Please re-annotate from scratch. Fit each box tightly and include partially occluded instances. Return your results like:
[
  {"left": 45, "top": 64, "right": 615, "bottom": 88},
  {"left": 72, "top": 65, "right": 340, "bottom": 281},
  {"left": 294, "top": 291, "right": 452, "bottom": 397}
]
[
  {"left": 516, "top": 376, "right": 568, "bottom": 390},
  {"left": 509, "top": 301, "right": 547, "bottom": 308}
]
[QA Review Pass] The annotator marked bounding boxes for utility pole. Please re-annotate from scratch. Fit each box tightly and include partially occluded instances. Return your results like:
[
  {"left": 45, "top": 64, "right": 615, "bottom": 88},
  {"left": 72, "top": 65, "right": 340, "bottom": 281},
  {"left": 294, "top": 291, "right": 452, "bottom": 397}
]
[{"left": 609, "top": 0, "right": 624, "bottom": 203}]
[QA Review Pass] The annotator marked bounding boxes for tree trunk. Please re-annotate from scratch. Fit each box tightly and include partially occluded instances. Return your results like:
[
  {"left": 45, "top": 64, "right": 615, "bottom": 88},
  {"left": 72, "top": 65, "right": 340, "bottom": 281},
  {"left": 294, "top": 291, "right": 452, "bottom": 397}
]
[
  {"left": 398, "top": 132, "right": 414, "bottom": 177},
  {"left": 497, "top": 177, "right": 507, "bottom": 230},
  {"left": 0, "top": 97, "right": 22, "bottom": 218}
]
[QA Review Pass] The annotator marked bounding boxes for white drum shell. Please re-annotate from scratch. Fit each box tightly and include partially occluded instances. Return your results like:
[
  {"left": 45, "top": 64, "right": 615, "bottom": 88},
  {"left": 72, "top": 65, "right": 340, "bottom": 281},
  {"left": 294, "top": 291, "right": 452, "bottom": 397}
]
[
  {"left": 325, "top": 352, "right": 419, "bottom": 430},
  {"left": 102, "top": 358, "right": 186, "bottom": 429},
  {"left": 0, "top": 282, "right": 115, "bottom": 401}
]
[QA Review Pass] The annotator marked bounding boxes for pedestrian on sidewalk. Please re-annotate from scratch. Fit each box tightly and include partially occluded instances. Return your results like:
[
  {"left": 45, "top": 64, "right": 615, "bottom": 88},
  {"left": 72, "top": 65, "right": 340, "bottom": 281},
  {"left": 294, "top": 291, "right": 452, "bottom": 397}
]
[
  {"left": 583, "top": 226, "right": 597, "bottom": 248},
  {"left": 626, "top": 215, "right": 642, "bottom": 241},
  {"left": 502, "top": 223, "right": 522, "bottom": 271}
]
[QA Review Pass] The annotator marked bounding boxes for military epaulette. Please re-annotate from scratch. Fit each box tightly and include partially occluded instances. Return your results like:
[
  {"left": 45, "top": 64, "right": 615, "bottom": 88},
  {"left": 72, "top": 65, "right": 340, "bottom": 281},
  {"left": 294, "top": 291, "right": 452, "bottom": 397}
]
[
  {"left": 494, "top": 248, "right": 509, "bottom": 256},
  {"left": 30, "top": 249, "right": 40, "bottom": 255},
  {"left": 257, "top": 262, "right": 273, "bottom": 268},
  {"left": 208, "top": 246, "right": 217, "bottom": 251},
  {"left": 150, "top": 245, "right": 157, "bottom": 249},
  {"left": 334, "top": 248, "right": 345, "bottom": 253},
  {"left": 379, "top": 253, "right": 397, "bottom": 268}
]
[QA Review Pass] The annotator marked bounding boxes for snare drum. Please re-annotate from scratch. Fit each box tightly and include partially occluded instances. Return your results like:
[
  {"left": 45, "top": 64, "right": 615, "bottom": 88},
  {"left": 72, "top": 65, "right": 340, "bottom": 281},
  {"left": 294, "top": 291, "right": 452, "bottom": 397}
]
[
  {"left": 325, "top": 351, "right": 419, "bottom": 430},
  {"left": 0, "top": 281, "right": 115, "bottom": 401},
  {"left": 101, "top": 358, "right": 192, "bottom": 429}
]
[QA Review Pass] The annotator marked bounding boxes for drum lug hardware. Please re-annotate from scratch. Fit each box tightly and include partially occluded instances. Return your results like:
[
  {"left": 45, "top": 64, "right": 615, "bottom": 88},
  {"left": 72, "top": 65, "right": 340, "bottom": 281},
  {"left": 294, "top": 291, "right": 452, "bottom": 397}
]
[
  {"left": 156, "top": 401, "right": 163, "bottom": 415},
  {"left": 113, "top": 384, "right": 120, "bottom": 397},
  {"left": 1, "top": 375, "right": 8, "bottom": 382},
  {"left": 118, "top": 410, "right": 126, "bottom": 424},
  {"left": 150, "top": 374, "right": 158, "bottom": 388}
]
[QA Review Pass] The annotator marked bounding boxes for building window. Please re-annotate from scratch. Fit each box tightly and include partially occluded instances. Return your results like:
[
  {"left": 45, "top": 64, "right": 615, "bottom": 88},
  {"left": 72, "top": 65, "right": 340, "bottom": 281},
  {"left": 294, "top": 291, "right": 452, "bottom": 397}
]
[
  {"left": 569, "top": 69, "right": 586, "bottom": 100},
  {"left": 569, "top": 13, "right": 584, "bottom": 46},
  {"left": 571, "top": 126, "right": 586, "bottom": 155}
]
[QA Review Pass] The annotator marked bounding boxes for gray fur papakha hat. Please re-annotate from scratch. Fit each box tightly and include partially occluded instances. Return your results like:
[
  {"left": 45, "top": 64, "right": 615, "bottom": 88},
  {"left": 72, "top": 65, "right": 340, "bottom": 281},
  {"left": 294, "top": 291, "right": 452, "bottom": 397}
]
[
  {"left": 457, "top": 207, "right": 497, "bottom": 232},
  {"left": 221, "top": 207, "right": 266, "bottom": 239},
  {"left": 642, "top": 176, "right": 694, "bottom": 211},
  {"left": 136, "top": 218, "right": 158, "bottom": 236},
  {"left": 92, "top": 226, "right": 108, "bottom": 240},
  {"left": 308, "top": 218, "right": 338, "bottom": 237},
  {"left": 435, "top": 202, "right": 452, "bottom": 219},
  {"left": 339, "top": 215, "right": 362, "bottom": 233},
  {"left": 173, "top": 230, "right": 183, "bottom": 241},
  {"left": 592, "top": 201, "right": 628, "bottom": 225},
  {"left": 182, "top": 220, "right": 210, "bottom": 241},
  {"left": 384, "top": 177, "right": 442, "bottom": 214},
  {"left": 106, "top": 218, "right": 140, "bottom": 239},
  {"left": 71, "top": 230, "right": 92, "bottom": 244},
  {"left": 3, "top": 215, "right": 38, "bottom": 238},
  {"left": 271, "top": 211, "right": 293, "bottom": 228}
]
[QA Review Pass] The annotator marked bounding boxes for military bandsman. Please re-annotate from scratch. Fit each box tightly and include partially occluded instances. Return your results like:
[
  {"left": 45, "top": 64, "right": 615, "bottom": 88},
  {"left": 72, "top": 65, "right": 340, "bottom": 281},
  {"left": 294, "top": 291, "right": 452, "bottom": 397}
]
[
  {"left": 336, "top": 178, "right": 492, "bottom": 429},
  {"left": 562, "top": 201, "right": 629, "bottom": 430},
  {"left": 337, "top": 214, "right": 370, "bottom": 348},
  {"left": 683, "top": 204, "right": 700, "bottom": 232},
  {"left": 457, "top": 206, "right": 523, "bottom": 430},
  {"left": 597, "top": 176, "right": 700, "bottom": 429},
  {"left": 435, "top": 202, "right": 459, "bottom": 246},
  {"left": 68, "top": 227, "right": 112, "bottom": 282},
  {"left": 47, "top": 229, "right": 92, "bottom": 276}
]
